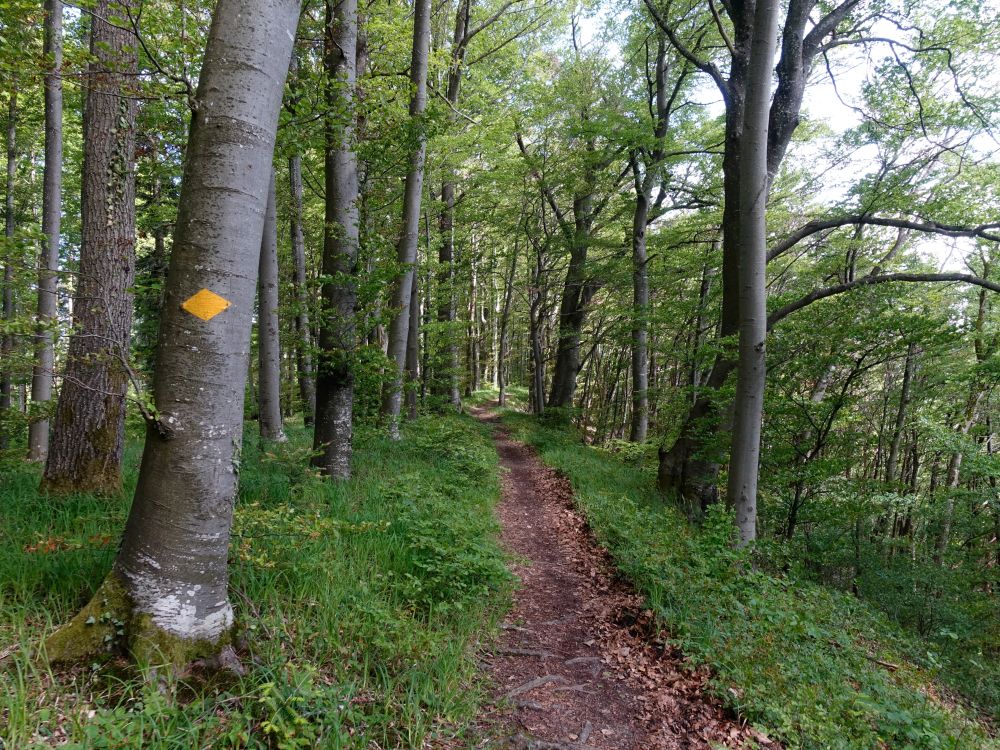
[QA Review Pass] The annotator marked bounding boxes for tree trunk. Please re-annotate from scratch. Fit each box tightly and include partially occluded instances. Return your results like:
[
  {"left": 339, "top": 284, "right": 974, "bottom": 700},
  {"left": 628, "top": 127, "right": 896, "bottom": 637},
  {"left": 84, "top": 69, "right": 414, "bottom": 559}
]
[
  {"left": 0, "top": 91, "right": 15, "bottom": 452},
  {"left": 42, "top": 1, "right": 138, "bottom": 495},
  {"left": 257, "top": 172, "right": 286, "bottom": 442},
  {"left": 288, "top": 154, "right": 316, "bottom": 424},
  {"left": 28, "top": 0, "right": 61, "bottom": 462},
  {"left": 548, "top": 194, "right": 595, "bottom": 410},
  {"left": 44, "top": 0, "right": 299, "bottom": 668},
  {"left": 405, "top": 267, "right": 420, "bottom": 419},
  {"left": 381, "top": 0, "right": 430, "bottom": 438},
  {"left": 630, "top": 184, "right": 650, "bottom": 442},
  {"left": 725, "top": 0, "right": 780, "bottom": 546},
  {"left": 884, "top": 342, "right": 915, "bottom": 484},
  {"left": 497, "top": 241, "right": 518, "bottom": 406},
  {"left": 313, "top": 0, "right": 360, "bottom": 480},
  {"left": 433, "top": 0, "right": 471, "bottom": 410}
]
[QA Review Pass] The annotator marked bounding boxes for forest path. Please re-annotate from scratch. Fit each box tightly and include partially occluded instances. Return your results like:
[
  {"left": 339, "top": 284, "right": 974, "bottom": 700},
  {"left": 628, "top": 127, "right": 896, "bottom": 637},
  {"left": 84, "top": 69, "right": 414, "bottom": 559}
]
[{"left": 471, "top": 404, "right": 769, "bottom": 750}]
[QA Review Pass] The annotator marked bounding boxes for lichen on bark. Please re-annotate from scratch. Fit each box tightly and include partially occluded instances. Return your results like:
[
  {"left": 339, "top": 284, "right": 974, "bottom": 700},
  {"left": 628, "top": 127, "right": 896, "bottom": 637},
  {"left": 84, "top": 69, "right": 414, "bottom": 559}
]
[{"left": 43, "top": 571, "right": 239, "bottom": 673}]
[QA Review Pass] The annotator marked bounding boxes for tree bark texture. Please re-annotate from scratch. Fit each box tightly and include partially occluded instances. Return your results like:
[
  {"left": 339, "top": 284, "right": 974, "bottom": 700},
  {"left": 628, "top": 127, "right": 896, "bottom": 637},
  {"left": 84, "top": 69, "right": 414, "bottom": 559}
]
[
  {"left": 725, "top": 0, "right": 780, "bottom": 546},
  {"left": 313, "top": 0, "right": 360, "bottom": 480},
  {"left": 42, "top": 1, "right": 138, "bottom": 494},
  {"left": 405, "top": 268, "right": 420, "bottom": 419},
  {"left": 257, "top": 172, "right": 286, "bottom": 442},
  {"left": 288, "top": 154, "right": 316, "bottom": 424},
  {"left": 45, "top": 0, "right": 301, "bottom": 667},
  {"left": 0, "top": 91, "right": 16, "bottom": 451},
  {"left": 381, "top": 0, "right": 431, "bottom": 438},
  {"left": 548, "top": 193, "right": 596, "bottom": 409}
]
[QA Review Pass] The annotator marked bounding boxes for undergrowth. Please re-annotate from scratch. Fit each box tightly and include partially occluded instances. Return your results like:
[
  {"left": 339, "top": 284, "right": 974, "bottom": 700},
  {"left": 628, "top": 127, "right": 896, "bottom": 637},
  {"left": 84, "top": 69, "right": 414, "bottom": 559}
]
[
  {"left": 0, "top": 414, "right": 511, "bottom": 749},
  {"left": 501, "top": 409, "right": 998, "bottom": 750}
]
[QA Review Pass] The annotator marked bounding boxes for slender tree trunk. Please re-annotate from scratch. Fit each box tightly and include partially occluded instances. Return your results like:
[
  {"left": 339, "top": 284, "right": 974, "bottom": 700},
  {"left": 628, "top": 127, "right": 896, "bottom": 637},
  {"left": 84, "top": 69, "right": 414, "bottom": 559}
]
[
  {"left": 433, "top": 0, "right": 471, "bottom": 410},
  {"left": 548, "top": 194, "right": 595, "bottom": 409},
  {"left": 42, "top": 1, "right": 138, "bottom": 494},
  {"left": 725, "top": 0, "right": 780, "bottom": 546},
  {"left": 257, "top": 172, "right": 286, "bottom": 442},
  {"left": 45, "top": 0, "right": 299, "bottom": 667},
  {"left": 288, "top": 154, "right": 316, "bottom": 424},
  {"left": 885, "top": 342, "right": 915, "bottom": 484},
  {"left": 313, "top": 0, "right": 360, "bottom": 479},
  {"left": 405, "top": 267, "right": 420, "bottom": 419},
  {"left": 630, "top": 184, "right": 650, "bottom": 442},
  {"left": 497, "top": 241, "right": 518, "bottom": 406},
  {"left": 0, "top": 91, "right": 15, "bottom": 452},
  {"left": 381, "top": 0, "right": 430, "bottom": 438}
]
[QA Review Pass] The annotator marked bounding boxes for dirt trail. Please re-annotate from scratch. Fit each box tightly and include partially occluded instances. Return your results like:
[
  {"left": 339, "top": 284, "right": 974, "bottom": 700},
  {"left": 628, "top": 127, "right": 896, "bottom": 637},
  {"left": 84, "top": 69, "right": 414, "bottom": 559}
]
[{"left": 473, "top": 406, "right": 775, "bottom": 750}]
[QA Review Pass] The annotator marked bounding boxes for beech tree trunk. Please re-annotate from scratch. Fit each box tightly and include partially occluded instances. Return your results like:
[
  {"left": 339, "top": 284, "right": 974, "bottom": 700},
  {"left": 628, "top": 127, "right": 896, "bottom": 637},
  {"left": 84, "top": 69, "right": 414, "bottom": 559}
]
[
  {"left": 312, "top": 0, "right": 360, "bottom": 480},
  {"left": 725, "top": 0, "right": 780, "bottom": 546},
  {"left": 288, "top": 154, "right": 316, "bottom": 424},
  {"left": 44, "top": 0, "right": 300, "bottom": 668},
  {"left": 405, "top": 268, "right": 420, "bottom": 419},
  {"left": 497, "top": 242, "right": 518, "bottom": 406},
  {"left": 257, "top": 172, "right": 286, "bottom": 442},
  {"left": 0, "top": 91, "right": 15, "bottom": 452},
  {"left": 42, "top": 0, "right": 138, "bottom": 494},
  {"left": 381, "top": 0, "right": 431, "bottom": 438},
  {"left": 654, "top": 0, "right": 862, "bottom": 511},
  {"left": 548, "top": 194, "right": 595, "bottom": 409},
  {"left": 433, "top": 0, "right": 471, "bottom": 411},
  {"left": 884, "top": 342, "right": 915, "bottom": 484}
]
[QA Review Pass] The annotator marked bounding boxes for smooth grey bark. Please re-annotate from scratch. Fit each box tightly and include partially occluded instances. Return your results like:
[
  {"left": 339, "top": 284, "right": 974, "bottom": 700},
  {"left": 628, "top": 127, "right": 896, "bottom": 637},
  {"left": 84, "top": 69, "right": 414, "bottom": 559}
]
[
  {"left": 884, "top": 342, "right": 916, "bottom": 484},
  {"left": 288, "top": 156, "right": 316, "bottom": 424},
  {"left": 42, "top": 0, "right": 137, "bottom": 495},
  {"left": 312, "top": 0, "right": 360, "bottom": 480},
  {"left": 628, "top": 36, "right": 674, "bottom": 443},
  {"left": 381, "top": 0, "right": 431, "bottom": 439},
  {"left": 434, "top": 0, "right": 471, "bottom": 410},
  {"left": 405, "top": 268, "right": 420, "bottom": 419},
  {"left": 45, "top": 0, "right": 301, "bottom": 666},
  {"left": 257, "top": 172, "right": 286, "bottom": 442},
  {"left": 725, "top": 0, "right": 780, "bottom": 546},
  {"left": 497, "top": 241, "right": 518, "bottom": 406},
  {"left": 651, "top": 0, "right": 863, "bottom": 509},
  {"left": 0, "top": 91, "right": 15, "bottom": 452}
]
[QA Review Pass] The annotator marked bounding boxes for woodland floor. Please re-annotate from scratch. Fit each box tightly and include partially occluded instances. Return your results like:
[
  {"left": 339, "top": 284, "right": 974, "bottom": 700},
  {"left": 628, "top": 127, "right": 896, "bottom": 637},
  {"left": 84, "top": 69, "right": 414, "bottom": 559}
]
[{"left": 472, "top": 405, "right": 776, "bottom": 750}]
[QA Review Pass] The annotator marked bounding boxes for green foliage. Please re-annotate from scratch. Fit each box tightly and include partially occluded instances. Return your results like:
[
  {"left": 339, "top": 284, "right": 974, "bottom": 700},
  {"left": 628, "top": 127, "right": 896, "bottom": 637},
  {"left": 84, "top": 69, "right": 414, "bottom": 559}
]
[
  {"left": 0, "top": 414, "right": 510, "bottom": 749},
  {"left": 502, "top": 411, "right": 998, "bottom": 750}
]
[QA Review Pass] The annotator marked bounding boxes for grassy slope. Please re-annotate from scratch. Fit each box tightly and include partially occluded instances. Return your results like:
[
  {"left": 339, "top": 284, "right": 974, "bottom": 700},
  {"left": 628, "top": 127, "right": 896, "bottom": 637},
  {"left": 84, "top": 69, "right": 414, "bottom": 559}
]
[
  {"left": 1, "top": 414, "right": 511, "bottom": 749},
  {"left": 501, "top": 409, "right": 997, "bottom": 750}
]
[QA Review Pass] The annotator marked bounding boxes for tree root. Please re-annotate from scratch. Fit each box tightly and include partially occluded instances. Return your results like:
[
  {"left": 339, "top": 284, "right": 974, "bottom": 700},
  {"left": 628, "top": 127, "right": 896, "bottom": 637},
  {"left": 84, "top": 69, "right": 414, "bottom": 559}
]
[{"left": 42, "top": 571, "right": 240, "bottom": 675}]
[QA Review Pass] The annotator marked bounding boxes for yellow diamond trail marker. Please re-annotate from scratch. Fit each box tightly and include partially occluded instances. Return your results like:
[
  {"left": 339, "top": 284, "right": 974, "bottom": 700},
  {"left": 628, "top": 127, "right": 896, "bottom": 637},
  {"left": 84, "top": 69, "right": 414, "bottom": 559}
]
[{"left": 181, "top": 288, "right": 231, "bottom": 322}]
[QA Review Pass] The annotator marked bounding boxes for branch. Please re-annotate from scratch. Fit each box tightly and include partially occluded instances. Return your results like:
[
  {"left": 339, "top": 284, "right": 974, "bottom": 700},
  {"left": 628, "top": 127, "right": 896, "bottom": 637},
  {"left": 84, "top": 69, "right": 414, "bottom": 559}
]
[
  {"left": 641, "top": 0, "right": 731, "bottom": 106},
  {"left": 768, "top": 215, "right": 1000, "bottom": 263},
  {"left": 768, "top": 273, "right": 1000, "bottom": 328}
]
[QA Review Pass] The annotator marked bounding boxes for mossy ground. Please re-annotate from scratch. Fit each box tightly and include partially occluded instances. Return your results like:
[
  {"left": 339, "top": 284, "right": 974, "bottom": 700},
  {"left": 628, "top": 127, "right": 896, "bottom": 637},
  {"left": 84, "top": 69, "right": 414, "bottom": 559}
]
[{"left": 1, "top": 413, "right": 512, "bottom": 749}]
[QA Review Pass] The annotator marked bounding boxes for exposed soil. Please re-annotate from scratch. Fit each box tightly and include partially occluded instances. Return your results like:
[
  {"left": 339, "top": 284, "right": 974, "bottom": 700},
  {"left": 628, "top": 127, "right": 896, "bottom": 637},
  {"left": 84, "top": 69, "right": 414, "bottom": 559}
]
[{"left": 473, "top": 406, "right": 778, "bottom": 750}]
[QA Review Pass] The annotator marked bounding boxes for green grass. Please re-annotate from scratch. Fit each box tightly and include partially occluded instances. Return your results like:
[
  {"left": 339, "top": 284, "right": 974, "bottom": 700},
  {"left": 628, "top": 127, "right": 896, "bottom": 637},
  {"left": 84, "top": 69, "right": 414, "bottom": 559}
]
[
  {"left": 1, "top": 413, "right": 512, "bottom": 749},
  {"left": 500, "top": 409, "right": 998, "bottom": 750}
]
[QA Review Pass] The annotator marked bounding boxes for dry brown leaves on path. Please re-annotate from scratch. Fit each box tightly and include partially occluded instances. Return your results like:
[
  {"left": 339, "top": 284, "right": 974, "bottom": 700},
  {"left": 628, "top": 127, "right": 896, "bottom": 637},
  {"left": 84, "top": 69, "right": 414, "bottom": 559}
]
[{"left": 471, "top": 406, "right": 779, "bottom": 750}]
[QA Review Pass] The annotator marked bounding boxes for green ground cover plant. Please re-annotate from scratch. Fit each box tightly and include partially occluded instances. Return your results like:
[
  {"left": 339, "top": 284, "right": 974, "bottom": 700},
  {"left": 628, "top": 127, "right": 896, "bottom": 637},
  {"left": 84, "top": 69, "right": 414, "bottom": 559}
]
[
  {"left": 0, "top": 414, "right": 511, "bottom": 749},
  {"left": 501, "top": 408, "right": 998, "bottom": 750}
]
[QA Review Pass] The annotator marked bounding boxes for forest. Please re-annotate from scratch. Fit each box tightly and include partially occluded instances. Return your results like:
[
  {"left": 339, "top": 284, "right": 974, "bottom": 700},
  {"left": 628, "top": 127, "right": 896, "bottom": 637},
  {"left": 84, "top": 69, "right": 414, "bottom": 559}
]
[{"left": 0, "top": 0, "right": 998, "bottom": 747}]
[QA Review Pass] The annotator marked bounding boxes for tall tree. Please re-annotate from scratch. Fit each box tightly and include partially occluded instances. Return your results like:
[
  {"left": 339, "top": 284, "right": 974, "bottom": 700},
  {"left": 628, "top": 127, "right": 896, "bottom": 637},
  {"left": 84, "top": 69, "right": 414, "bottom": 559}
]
[
  {"left": 381, "top": 0, "right": 431, "bottom": 439},
  {"left": 257, "top": 172, "right": 286, "bottom": 442},
  {"left": 725, "top": 0, "right": 781, "bottom": 545},
  {"left": 312, "top": 0, "right": 361, "bottom": 479},
  {"left": 45, "top": 0, "right": 300, "bottom": 667},
  {"left": 41, "top": 0, "right": 138, "bottom": 494},
  {"left": 0, "top": 91, "right": 15, "bottom": 452}
]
